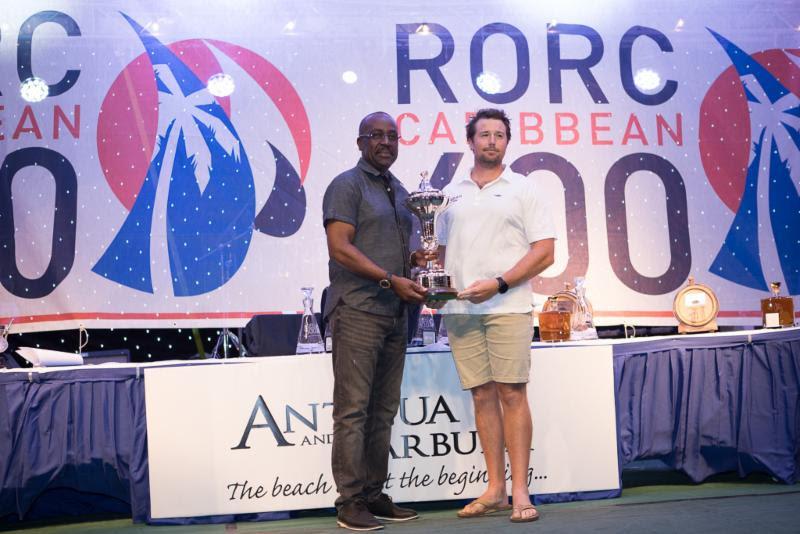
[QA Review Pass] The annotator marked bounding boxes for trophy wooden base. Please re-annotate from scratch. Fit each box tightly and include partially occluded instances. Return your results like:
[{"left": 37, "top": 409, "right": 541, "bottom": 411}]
[{"left": 426, "top": 287, "right": 459, "bottom": 301}]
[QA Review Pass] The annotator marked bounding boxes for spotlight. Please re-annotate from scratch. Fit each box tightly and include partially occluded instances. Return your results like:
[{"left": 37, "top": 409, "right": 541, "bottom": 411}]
[
  {"left": 475, "top": 71, "right": 502, "bottom": 95},
  {"left": 207, "top": 73, "right": 235, "bottom": 97},
  {"left": 342, "top": 71, "right": 358, "bottom": 84},
  {"left": 20, "top": 77, "right": 49, "bottom": 103},
  {"left": 633, "top": 68, "right": 661, "bottom": 92}
]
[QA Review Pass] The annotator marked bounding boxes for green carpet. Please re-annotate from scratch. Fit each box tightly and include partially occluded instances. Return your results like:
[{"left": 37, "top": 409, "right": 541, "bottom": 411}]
[{"left": 4, "top": 473, "right": 800, "bottom": 533}]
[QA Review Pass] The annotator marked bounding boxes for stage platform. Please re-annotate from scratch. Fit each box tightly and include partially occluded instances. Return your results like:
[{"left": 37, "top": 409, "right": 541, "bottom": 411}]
[{"left": 1, "top": 327, "right": 798, "bottom": 525}]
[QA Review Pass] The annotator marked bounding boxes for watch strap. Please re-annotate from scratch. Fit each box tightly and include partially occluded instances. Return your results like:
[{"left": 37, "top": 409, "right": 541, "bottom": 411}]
[
  {"left": 496, "top": 276, "right": 509, "bottom": 294},
  {"left": 379, "top": 272, "right": 393, "bottom": 289}
]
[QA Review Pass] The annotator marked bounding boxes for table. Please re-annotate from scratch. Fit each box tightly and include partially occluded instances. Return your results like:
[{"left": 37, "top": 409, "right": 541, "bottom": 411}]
[{"left": 1, "top": 327, "right": 798, "bottom": 523}]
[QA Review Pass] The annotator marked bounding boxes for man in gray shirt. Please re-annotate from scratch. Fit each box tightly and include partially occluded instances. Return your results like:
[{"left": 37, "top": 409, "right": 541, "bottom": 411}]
[{"left": 323, "top": 111, "right": 431, "bottom": 531}]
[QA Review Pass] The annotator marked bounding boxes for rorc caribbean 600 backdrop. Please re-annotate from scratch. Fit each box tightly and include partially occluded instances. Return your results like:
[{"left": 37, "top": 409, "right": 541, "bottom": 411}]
[{"left": 0, "top": 0, "right": 797, "bottom": 331}]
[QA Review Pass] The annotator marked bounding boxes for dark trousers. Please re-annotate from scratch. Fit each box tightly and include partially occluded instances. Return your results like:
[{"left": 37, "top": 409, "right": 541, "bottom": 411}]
[{"left": 330, "top": 304, "right": 407, "bottom": 508}]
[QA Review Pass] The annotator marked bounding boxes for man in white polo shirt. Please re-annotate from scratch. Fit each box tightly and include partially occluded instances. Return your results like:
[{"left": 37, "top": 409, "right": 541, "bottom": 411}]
[{"left": 435, "top": 108, "right": 555, "bottom": 523}]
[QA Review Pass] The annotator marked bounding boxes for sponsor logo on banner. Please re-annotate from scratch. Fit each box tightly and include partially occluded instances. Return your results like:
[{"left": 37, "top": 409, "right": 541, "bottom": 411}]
[
  {"left": 700, "top": 31, "right": 800, "bottom": 295},
  {"left": 0, "top": 9, "right": 310, "bottom": 304},
  {"left": 394, "top": 22, "right": 690, "bottom": 297},
  {"left": 145, "top": 349, "right": 619, "bottom": 517},
  {"left": 1, "top": 5, "right": 798, "bottom": 328},
  {"left": 230, "top": 392, "right": 480, "bottom": 459},
  {"left": 93, "top": 14, "right": 311, "bottom": 296}
]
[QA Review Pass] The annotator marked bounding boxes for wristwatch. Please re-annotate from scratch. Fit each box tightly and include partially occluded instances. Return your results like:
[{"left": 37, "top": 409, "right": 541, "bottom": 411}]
[
  {"left": 495, "top": 276, "right": 509, "bottom": 294},
  {"left": 379, "top": 272, "right": 393, "bottom": 289}
]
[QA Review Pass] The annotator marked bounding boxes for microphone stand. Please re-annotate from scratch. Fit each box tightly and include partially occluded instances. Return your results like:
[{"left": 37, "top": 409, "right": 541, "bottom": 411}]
[{"left": 209, "top": 244, "right": 247, "bottom": 359}]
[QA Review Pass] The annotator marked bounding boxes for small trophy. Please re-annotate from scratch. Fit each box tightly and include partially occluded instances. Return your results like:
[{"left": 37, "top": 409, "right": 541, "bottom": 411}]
[
  {"left": 404, "top": 172, "right": 458, "bottom": 301},
  {"left": 296, "top": 287, "right": 325, "bottom": 354}
]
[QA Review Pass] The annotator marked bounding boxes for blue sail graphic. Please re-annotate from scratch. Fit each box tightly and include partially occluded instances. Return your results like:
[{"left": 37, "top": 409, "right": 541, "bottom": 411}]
[
  {"left": 93, "top": 14, "right": 255, "bottom": 295},
  {"left": 768, "top": 135, "right": 800, "bottom": 294},
  {"left": 92, "top": 122, "right": 174, "bottom": 292},
  {"left": 709, "top": 130, "right": 768, "bottom": 290},
  {"left": 707, "top": 29, "right": 799, "bottom": 294}
]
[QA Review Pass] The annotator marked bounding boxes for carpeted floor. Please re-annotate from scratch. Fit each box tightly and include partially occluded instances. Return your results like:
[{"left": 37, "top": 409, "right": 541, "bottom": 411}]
[{"left": 4, "top": 473, "right": 800, "bottom": 533}]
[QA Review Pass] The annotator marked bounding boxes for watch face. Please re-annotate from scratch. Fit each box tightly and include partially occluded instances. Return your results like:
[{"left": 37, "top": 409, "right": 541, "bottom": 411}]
[{"left": 379, "top": 279, "right": 391, "bottom": 289}]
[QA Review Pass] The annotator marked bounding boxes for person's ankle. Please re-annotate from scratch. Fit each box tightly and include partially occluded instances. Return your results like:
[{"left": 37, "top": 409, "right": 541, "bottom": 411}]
[{"left": 481, "top": 490, "right": 507, "bottom": 503}]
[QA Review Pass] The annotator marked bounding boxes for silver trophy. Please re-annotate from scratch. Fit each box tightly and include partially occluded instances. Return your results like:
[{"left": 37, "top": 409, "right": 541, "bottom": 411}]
[
  {"left": 296, "top": 287, "right": 325, "bottom": 354},
  {"left": 404, "top": 172, "right": 458, "bottom": 301}
]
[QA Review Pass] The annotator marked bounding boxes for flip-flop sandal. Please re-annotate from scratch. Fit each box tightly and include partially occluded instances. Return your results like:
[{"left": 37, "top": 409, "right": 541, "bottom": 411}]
[
  {"left": 457, "top": 498, "right": 512, "bottom": 518},
  {"left": 510, "top": 504, "right": 540, "bottom": 523}
]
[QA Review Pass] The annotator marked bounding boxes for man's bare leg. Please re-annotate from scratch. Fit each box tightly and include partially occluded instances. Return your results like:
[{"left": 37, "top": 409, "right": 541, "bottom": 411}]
[
  {"left": 497, "top": 382, "right": 537, "bottom": 520},
  {"left": 460, "top": 381, "right": 509, "bottom": 514}
]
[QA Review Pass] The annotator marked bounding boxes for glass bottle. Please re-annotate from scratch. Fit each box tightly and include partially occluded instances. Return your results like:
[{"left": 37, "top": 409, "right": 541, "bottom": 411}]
[
  {"left": 296, "top": 287, "right": 325, "bottom": 354},
  {"left": 539, "top": 296, "right": 571, "bottom": 342},
  {"left": 761, "top": 282, "right": 795, "bottom": 328},
  {"left": 572, "top": 277, "right": 598, "bottom": 340}
]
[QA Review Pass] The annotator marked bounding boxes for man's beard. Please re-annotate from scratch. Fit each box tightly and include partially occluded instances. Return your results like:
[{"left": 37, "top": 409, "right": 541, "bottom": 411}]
[{"left": 476, "top": 149, "right": 503, "bottom": 166}]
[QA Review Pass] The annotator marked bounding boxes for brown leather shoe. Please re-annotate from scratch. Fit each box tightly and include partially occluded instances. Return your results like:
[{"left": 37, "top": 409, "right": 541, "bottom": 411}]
[
  {"left": 337, "top": 500, "right": 383, "bottom": 531},
  {"left": 366, "top": 494, "right": 419, "bottom": 522}
]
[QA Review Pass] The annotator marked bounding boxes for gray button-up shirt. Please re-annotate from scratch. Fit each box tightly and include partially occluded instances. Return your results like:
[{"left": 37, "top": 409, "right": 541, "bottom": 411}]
[{"left": 323, "top": 158, "right": 413, "bottom": 318}]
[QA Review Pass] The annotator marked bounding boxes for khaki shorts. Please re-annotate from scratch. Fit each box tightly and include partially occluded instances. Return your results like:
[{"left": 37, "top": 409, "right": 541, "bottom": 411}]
[{"left": 444, "top": 313, "right": 533, "bottom": 389}]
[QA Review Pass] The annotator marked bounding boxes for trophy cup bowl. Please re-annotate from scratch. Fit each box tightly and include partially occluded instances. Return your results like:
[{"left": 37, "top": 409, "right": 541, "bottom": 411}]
[{"left": 404, "top": 172, "right": 458, "bottom": 301}]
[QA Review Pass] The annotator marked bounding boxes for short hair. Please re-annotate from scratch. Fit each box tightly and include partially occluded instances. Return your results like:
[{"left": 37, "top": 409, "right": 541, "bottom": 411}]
[
  {"left": 359, "top": 111, "right": 394, "bottom": 136},
  {"left": 466, "top": 108, "right": 511, "bottom": 141}
]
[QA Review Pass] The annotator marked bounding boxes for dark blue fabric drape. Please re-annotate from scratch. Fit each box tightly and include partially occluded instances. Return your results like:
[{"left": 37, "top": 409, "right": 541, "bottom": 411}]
[
  {"left": 2, "top": 328, "right": 798, "bottom": 524},
  {"left": 0, "top": 366, "right": 286, "bottom": 524},
  {"left": 614, "top": 329, "right": 800, "bottom": 483},
  {"left": 0, "top": 369, "right": 144, "bottom": 522}
]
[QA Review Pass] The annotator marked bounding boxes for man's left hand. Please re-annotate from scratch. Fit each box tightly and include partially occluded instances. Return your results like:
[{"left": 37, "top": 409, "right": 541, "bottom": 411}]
[
  {"left": 457, "top": 279, "right": 501, "bottom": 304},
  {"left": 392, "top": 276, "right": 428, "bottom": 304}
]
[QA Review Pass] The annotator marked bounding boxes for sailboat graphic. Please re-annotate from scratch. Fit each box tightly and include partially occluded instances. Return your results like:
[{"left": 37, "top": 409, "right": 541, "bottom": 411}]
[{"left": 706, "top": 30, "right": 800, "bottom": 295}]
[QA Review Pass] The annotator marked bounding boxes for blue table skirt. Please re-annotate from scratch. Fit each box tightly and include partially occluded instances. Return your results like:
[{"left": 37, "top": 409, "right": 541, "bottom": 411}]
[
  {"left": 2, "top": 328, "right": 798, "bottom": 523},
  {"left": 613, "top": 328, "right": 800, "bottom": 484},
  {"left": 0, "top": 365, "right": 287, "bottom": 525}
]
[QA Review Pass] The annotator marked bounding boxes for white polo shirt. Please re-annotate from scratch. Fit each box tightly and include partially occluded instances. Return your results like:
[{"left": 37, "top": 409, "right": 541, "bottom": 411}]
[{"left": 435, "top": 167, "right": 556, "bottom": 315}]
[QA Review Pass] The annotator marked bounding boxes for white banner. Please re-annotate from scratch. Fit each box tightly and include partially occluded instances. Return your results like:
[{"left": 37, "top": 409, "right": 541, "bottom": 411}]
[
  {"left": 145, "top": 345, "right": 618, "bottom": 518},
  {"left": 1, "top": 0, "right": 798, "bottom": 331}
]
